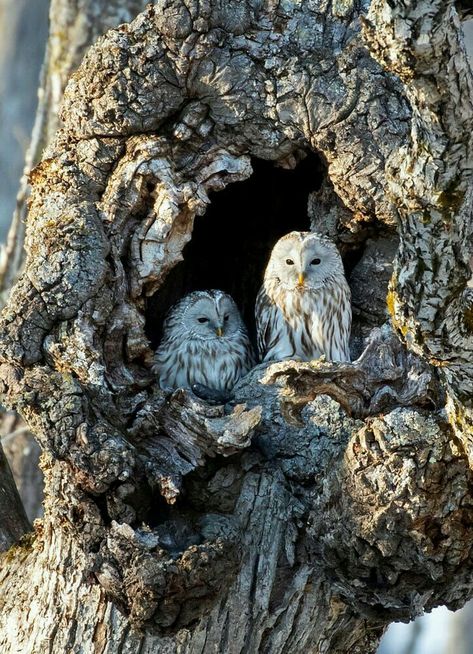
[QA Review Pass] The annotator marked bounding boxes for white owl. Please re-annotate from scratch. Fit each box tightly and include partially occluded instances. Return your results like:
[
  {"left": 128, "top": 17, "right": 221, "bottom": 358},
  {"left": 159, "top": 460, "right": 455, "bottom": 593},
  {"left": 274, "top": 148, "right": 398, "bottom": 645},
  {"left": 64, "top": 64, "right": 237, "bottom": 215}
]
[
  {"left": 256, "top": 231, "right": 351, "bottom": 362},
  {"left": 153, "top": 290, "right": 255, "bottom": 392}
]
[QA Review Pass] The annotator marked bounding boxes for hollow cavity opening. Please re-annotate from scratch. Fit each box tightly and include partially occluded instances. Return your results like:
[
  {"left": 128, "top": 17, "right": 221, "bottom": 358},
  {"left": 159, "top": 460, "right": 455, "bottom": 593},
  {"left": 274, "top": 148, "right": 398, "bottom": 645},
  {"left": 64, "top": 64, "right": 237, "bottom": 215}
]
[{"left": 145, "top": 152, "right": 325, "bottom": 348}]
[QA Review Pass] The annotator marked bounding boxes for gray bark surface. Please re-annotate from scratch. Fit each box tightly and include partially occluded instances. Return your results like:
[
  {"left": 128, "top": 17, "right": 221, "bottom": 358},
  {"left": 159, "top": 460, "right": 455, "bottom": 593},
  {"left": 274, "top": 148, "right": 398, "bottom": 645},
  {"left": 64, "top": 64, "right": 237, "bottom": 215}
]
[
  {"left": 0, "top": 0, "right": 150, "bottom": 530},
  {"left": 0, "top": 0, "right": 149, "bottom": 302},
  {"left": 0, "top": 1, "right": 473, "bottom": 653}
]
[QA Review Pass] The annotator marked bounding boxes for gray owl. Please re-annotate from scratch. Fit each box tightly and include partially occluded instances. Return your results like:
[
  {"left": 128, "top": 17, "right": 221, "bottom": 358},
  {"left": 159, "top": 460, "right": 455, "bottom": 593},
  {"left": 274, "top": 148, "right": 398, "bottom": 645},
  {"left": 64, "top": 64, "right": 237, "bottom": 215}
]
[
  {"left": 256, "top": 231, "right": 351, "bottom": 362},
  {"left": 153, "top": 290, "right": 255, "bottom": 392}
]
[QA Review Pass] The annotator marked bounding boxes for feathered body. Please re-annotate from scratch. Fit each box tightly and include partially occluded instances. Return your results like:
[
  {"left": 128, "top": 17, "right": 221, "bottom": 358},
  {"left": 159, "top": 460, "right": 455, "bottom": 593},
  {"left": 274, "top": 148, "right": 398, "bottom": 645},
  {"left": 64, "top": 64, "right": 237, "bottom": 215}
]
[
  {"left": 256, "top": 231, "right": 351, "bottom": 362},
  {"left": 153, "top": 290, "right": 255, "bottom": 392}
]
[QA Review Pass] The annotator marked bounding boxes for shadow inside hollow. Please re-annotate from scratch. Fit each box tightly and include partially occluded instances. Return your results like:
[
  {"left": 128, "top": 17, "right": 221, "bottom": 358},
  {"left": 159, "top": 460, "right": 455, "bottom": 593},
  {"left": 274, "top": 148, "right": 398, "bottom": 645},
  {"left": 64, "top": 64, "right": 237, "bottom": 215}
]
[{"left": 145, "top": 153, "right": 325, "bottom": 349}]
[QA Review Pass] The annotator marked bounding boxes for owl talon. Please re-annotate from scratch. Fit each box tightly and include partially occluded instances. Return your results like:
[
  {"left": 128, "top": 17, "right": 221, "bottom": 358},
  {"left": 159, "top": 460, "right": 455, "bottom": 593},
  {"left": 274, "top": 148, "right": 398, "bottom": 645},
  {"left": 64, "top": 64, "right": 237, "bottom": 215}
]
[{"left": 191, "top": 383, "right": 233, "bottom": 405}]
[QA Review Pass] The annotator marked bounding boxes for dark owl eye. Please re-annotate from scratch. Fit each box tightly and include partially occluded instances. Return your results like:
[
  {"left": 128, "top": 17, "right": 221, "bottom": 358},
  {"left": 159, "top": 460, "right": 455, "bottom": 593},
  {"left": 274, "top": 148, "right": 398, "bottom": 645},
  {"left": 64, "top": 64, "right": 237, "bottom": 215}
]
[
  {"left": 311, "top": 258, "right": 321, "bottom": 265},
  {"left": 197, "top": 317, "right": 209, "bottom": 323},
  {"left": 286, "top": 258, "right": 294, "bottom": 265},
  {"left": 224, "top": 315, "right": 229, "bottom": 322}
]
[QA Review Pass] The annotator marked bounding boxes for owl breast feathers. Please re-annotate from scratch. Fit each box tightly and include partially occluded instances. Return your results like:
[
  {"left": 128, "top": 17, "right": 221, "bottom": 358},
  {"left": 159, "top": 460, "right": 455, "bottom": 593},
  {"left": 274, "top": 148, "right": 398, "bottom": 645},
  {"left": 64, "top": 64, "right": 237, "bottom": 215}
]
[
  {"left": 153, "top": 290, "right": 255, "bottom": 392},
  {"left": 256, "top": 231, "right": 351, "bottom": 362}
]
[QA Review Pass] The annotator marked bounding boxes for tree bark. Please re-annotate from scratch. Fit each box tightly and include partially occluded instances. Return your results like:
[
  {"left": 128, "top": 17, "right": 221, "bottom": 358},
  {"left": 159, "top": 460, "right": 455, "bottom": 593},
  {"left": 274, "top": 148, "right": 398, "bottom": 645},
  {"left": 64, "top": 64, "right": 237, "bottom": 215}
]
[
  {"left": 0, "top": 0, "right": 150, "bottom": 302},
  {"left": 0, "top": 1, "right": 472, "bottom": 653},
  {"left": 0, "top": 0, "right": 150, "bottom": 528}
]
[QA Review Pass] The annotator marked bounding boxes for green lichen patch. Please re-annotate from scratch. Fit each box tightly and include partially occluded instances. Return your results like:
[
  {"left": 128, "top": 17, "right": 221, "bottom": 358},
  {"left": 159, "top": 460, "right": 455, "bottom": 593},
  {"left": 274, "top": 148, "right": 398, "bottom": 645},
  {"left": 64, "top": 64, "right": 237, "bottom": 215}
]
[
  {"left": 437, "top": 177, "right": 466, "bottom": 220},
  {"left": 1, "top": 530, "right": 37, "bottom": 565},
  {"left": 464, "top": 305, "right": 473, "bottom": 334}
]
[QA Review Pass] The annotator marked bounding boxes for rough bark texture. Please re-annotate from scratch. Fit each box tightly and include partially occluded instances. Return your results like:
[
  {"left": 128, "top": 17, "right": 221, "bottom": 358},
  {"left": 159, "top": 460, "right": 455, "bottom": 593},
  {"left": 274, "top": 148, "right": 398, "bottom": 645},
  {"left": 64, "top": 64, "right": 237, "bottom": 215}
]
[
  {"left": 457, "top": 1, "right": 473, "bottom": 21},
  {"left": 0, "top": 1, "right": 472, "bottom": 653},
  {"left": 0, "top": 0, "right": 150, "bottom": 302},
  {"left": 0, "top": 0, "right": 151, "bottom": 529}
]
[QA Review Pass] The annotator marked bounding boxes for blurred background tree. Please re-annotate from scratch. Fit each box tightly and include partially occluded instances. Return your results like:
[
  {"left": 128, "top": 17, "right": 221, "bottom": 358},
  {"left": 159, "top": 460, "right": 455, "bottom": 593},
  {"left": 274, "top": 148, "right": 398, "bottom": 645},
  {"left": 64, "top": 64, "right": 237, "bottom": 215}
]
[{"left": 0, "top": 0, "right": 48, "bottom": 242}]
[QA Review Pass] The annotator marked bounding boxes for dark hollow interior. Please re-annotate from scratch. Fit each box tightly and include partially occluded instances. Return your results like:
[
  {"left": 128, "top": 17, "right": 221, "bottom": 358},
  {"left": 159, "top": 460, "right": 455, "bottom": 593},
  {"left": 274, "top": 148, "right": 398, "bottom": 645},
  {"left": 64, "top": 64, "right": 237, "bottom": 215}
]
[{"left": 145, "top": 153, "right": 326, "bottom": 349}]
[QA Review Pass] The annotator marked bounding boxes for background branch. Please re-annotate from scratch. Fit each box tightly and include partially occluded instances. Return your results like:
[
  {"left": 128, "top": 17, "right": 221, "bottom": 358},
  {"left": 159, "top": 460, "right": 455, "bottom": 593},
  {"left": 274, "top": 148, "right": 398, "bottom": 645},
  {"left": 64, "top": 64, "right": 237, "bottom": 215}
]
[{"left": 0, "top": 440, "right": 30, "bottom": 551}]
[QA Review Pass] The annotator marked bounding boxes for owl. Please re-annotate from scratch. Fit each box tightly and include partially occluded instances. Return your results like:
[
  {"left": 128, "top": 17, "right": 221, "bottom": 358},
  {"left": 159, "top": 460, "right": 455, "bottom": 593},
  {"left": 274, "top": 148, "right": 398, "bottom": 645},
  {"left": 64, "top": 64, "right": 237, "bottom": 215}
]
[
  {"left": 256, "top": 231, "right": 351, "bottom": 363},
  {"left": 153, "top": 290, "right": 255, "bottom": 392}
]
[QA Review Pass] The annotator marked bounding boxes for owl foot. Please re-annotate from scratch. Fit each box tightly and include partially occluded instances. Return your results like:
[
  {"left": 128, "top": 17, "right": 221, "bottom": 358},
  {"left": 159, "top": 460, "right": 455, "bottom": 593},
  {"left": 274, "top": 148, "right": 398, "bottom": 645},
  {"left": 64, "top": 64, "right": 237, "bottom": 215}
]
[{"left": 191, "top": 383, "right": 233, "bottom": 405}]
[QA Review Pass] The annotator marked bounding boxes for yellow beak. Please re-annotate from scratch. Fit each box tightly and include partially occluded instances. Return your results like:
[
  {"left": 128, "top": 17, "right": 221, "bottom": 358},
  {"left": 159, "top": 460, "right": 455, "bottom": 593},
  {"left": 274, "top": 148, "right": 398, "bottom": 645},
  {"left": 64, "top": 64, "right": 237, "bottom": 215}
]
[
  {"left": 216, "top": 327, "right": 224, "bottom": 337},
  {"left": 297, "top": 272, "right": 306, "bottom": 287}
]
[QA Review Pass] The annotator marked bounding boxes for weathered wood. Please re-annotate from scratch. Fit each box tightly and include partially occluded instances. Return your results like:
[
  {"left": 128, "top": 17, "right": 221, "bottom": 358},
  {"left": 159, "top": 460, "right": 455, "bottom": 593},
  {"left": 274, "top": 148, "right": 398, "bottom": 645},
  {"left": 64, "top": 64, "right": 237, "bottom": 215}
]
[
  {"left": 0, "top": 1, "right": 472, "bottom": 653},
  {"left": 0, "top": 0, "right": 150, "bottom": 302},
  {"left": 0, "top": 0, "right": 151, "bottom": 533},
  {"left": 457, "top": 1, "right": 473, "bottom": 21},
  {"left": 363, "top": 0, "right": 473, "bottom": 456}
]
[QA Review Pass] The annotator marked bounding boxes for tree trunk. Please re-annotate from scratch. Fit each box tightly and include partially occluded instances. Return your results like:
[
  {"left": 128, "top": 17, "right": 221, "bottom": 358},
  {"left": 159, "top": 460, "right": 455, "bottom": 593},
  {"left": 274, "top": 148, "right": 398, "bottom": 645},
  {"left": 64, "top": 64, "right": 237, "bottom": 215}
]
[
  {"left": 0, "top": 0, "right": 150, "bottom": 527},
  {"left": 1, "top": 1, "right": 473, "bottom": 653},
  {"left": 0, "top": 0, "right": 150, "bottom": 301}
]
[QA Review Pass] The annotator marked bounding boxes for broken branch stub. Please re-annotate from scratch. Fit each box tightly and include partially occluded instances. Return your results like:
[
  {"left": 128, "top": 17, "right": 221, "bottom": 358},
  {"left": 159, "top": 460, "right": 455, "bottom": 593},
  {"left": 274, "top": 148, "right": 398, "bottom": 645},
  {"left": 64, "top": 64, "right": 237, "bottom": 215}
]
[{"left": 0, "top": 0, "right": 473, "bottom": 643}]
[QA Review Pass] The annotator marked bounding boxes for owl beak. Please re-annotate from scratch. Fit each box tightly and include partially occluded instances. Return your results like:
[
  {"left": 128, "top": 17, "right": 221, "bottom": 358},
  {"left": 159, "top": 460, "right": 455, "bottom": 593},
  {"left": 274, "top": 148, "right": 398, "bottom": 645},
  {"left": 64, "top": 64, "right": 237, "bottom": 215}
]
[
  {"left": 216, "top": 327, "right": 224, "bottom": 337},
  {"left": 297, "top": 272, "right": 306, "bottom": 287}
]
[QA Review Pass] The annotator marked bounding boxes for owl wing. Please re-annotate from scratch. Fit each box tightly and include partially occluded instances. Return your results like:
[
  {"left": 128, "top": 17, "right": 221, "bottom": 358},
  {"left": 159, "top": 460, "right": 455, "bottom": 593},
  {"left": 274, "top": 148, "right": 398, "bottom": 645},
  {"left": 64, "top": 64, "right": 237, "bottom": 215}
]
[
  {"left": 255, "top": 285, "right": 280, "bottom": 360},
  {"left": 326, "top": 281, "right": 352, "bottom": 362}
]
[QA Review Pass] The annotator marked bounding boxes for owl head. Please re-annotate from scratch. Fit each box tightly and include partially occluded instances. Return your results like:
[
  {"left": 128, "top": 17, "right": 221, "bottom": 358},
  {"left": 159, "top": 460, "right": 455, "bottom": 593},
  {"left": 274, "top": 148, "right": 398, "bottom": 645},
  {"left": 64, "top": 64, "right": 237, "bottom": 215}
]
[
  {"left": 264, "top": 231, "right": 345, "bottom": 290},
  {"left": 170, "top": 290, "right": 246, "bottom": 341}
]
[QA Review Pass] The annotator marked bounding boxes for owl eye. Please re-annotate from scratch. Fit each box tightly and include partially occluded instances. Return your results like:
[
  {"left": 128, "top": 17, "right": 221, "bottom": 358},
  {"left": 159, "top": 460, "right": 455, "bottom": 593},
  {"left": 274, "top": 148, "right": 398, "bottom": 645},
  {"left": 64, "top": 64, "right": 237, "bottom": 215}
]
[
  {"left": 224, "top": 315, "right": 229, "bottom": 322},
  {"left": 197, "top": 317, "right": 209, "bottom": 323},
  {"left": 286, "top": 258, "right": 294, "bottom": 265},
  {"left": 311, "top": 258, "right": 321, "bottom": 265}
]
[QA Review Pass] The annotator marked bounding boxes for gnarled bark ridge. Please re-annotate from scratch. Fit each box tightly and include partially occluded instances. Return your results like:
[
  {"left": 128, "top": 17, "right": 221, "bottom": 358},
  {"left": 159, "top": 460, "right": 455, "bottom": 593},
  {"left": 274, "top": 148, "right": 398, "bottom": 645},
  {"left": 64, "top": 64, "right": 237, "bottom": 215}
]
[
  {"left": 0, "top": 1, "right": 472, "bottom": 653},
  {"left": 0, "top": 0, "right": 151, "bottom": 529}
]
